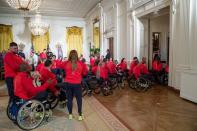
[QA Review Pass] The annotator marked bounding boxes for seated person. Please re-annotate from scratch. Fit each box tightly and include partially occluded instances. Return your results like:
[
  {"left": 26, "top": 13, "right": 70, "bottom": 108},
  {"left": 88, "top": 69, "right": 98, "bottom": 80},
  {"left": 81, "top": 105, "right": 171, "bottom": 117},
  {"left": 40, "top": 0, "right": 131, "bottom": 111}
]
[
  {"left": 117, "top": 58, "right": 128, "bottom": 72},
  {"left": 139, "top": 57, "right": 149, "bottom": 75},
  {"left": 107, "top": 58, "right": 116, "bottom": 75},
  {"left": 152, "top": 56, "right": 163, "bottom": 83},
  {"left": 96, "top": 61, "right": 108, "bottom": 85},
  {"left": 152, "top": 57, "right": 162, "bottom": 73},
  {"left": 129, "top": 57, "right": 138, "bottom": 75},
  {"left": 91, "top": 60, "right": 99, "bottom": 75},
  {"left": 133, "top": 60, "right": 154, "bottom": 82},
  {"left": 39, "top": 60, "right": 59, "bottom": 95},
  {"left": 14, "top": 63, "right": 52, "bottom": 101}
]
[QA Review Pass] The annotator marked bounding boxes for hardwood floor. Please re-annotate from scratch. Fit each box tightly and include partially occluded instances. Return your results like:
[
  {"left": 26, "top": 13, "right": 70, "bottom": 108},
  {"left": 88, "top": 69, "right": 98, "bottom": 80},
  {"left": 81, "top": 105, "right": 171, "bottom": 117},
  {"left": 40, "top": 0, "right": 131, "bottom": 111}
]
[{"left": 95, "top": 85, "right": 197, "bottom": 131}]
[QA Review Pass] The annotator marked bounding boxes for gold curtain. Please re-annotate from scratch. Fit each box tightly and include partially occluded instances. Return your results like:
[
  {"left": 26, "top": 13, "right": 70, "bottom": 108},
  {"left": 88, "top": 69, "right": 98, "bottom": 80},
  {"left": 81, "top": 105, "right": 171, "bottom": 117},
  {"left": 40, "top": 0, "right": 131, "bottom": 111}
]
[
  {"left": 31, "top": 31, "right": 50, "bottom": 53},
  {"left": 93, "top": 27, "right": 100, "bottom": 49},
  {"left": 0, "top": 24, "right": 13, "bottom": 52},
  {"left": 66, "top": 27, "right": 83, "bottom": 56}
]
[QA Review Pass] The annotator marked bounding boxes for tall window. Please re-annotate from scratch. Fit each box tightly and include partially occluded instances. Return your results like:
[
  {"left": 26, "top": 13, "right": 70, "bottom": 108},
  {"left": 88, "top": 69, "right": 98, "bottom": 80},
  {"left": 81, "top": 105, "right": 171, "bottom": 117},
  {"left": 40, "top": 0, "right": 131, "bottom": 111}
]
[
  {"left": 66, "top": 27, "right": 83, "bottom": 56},
  {"left": 0, "top": 24, "right": 13, "bottom": 52},
  {"left": 31, "top": 31, "right": 50, "bottom": 53}
]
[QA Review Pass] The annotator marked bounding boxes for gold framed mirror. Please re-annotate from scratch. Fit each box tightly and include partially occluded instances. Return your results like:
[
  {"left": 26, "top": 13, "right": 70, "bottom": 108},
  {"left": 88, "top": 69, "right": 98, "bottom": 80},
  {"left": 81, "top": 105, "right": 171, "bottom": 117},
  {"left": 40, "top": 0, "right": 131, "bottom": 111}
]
[{"left": 93, "top": 18, "right": 100, "bottom": 49}]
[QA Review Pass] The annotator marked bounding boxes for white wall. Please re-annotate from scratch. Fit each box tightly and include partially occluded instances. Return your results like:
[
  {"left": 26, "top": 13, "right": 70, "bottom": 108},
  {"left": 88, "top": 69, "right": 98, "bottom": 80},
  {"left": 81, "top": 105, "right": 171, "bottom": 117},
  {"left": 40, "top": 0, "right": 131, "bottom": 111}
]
[{"left": 0, "top": 14, "right": 88, "bottom": 60}]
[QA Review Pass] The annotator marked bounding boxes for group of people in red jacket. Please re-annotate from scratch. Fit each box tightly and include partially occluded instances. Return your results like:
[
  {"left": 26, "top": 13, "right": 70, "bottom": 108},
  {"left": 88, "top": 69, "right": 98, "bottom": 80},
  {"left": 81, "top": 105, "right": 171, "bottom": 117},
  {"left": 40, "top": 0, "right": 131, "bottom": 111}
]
[
  {"left": 89, "top": 54, "right": 169, "bottom": 86},
  {"left": 4, "top": 42, "right": 86, "bottom": 121},
  {"left": 4, "top": 42, "right": 169, "bottom": 122}
]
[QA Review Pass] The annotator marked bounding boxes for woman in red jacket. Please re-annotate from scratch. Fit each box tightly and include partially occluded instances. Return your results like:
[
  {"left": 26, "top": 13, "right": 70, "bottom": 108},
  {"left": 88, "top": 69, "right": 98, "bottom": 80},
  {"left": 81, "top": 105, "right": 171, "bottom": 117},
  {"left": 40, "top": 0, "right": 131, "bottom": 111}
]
[{"left": 62, "top": 50, "right": 86, "bottom": 121}]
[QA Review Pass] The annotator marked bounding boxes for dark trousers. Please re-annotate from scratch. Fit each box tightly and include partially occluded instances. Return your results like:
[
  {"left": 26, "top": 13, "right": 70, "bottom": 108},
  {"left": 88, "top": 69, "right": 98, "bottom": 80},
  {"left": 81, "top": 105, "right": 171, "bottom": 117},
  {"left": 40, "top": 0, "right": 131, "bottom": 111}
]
[
  {"left": 5, "top": 77, "right": 14, "bottom": 99},
  {"left": 32, "top": 91, "right": 48, "bottom": 102},
  {"left": 66, "top": 83, "right": 82, "bottom": 115}
]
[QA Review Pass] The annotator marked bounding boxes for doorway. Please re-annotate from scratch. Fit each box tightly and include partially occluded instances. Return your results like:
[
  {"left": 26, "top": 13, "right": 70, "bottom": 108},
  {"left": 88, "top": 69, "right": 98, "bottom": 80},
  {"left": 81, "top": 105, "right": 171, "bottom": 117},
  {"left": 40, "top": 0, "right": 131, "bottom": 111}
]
[{"left": 108, "top": 37, "right": 114, "bottom": 59}]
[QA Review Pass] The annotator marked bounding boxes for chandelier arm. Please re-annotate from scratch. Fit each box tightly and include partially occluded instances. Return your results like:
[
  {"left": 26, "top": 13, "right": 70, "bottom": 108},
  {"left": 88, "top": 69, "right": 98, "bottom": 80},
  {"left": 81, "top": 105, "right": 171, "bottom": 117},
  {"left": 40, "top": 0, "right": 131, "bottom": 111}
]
[
  {"left": 27, "top": 0, "right": 32, "bottom": 9},
  {"left": 18, "top": 0, "right": 21, "bottom": 9}
]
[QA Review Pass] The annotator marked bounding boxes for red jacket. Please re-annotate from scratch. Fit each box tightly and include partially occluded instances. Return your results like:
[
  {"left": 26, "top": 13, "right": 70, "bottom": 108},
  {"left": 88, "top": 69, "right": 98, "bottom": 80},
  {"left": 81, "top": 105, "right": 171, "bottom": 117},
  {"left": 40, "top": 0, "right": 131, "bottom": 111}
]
[
  {"left": 40, "top": 52, "right": 47, "bottom": 59},
  {"left": 152, "top": 61, "right": 162, "bottom": 72},
  {"left": 92, "top": 65, "right": 98, "bottom": 75},
  {"left": 117, "top": 62, "right": 127, "bottom": 71},
  {"left": 14, "top": 72, "right": 49, "bottom": 100},
  {"left": 90, "top": 58, "right": 95, "bottom": 67},
  {"left": 36, "top": 63, "right": 44, "bottom": 72},
  {"left": 4, "top": 52, "right": 23, "bottom": 78},
  {"left": 129, "top": 61, "right": 137, "bottom": 75},
  {"left": 107, "top": 61, "right": 116, "bottom": 74},
  {"left": 97, "top": 65, "right": 108, "bottom": 80},
  {"left": 40, "top": 67, "right": 57, "bottom": 93},
  {"left": 62, "top": 61, "right": 84, "bottom": 84},
  {"left": 81, "top": 63, "right": 88, "bottom": 76},
  {"left": 139, "top": 63, "right": 149, "bottom": 74},
  {"left": 133, "top": 65, "right": 141, "bottom": 79}
]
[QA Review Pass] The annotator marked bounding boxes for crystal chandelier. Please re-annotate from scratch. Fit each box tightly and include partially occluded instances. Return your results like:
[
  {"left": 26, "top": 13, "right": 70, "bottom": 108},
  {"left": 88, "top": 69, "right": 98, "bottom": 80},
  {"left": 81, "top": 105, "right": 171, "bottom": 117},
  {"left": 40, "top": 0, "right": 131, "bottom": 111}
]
[
  {"left": 6, "top": 0, "right": 42, "bottom": 11},
  {"left": 29, "top": 14, "right": 49, "bottom": 36}
]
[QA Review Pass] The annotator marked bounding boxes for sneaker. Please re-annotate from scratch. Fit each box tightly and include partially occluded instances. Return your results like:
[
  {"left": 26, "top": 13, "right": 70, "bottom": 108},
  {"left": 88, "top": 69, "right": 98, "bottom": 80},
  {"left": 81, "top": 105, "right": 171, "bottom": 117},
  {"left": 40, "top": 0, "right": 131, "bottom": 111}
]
[
  {"left": 68, "top": 114, "right": 73, "bottom": 120},
  {"left": 78, "top": 114, "right": 84, "bottom": 121}
]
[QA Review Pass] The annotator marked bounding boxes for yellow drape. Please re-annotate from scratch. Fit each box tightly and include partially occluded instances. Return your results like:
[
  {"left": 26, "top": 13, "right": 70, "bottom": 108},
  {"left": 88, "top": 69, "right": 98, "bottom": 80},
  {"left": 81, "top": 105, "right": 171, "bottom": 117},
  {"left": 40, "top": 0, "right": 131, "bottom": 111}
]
[
  {"left": 31, "top": 31, "right": 50, "bottom": 53},
  {"left": 93, "top": 27, "right": 100, "bottom": 49},
  {"left": 66, "top": 27, "right": 83, "bottom": 56},
  {"left": 0, "top": 25, "right": 13, "bottom": 52}
]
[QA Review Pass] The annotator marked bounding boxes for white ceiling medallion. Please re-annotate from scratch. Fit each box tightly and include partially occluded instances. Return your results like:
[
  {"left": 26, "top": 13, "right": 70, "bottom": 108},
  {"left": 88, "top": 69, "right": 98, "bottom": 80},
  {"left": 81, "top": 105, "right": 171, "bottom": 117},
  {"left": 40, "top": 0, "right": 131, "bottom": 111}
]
[
  {"left": 29, "top": 14, "right": 49, "bottom": 36},
  {"left": 6, "top": 0, "right": 42, "bottom": 11}
]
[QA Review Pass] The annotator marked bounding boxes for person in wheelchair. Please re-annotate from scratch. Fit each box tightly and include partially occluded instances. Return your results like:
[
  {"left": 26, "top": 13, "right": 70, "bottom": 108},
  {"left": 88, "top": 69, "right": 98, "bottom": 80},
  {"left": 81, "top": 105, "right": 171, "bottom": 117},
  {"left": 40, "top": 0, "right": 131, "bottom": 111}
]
[
  {"left": 152, "top": 56, "right": 163, "bottom": 83},
  {"left": 129, "top": 57, "right": 138, "bottom": 75},
  {"left": 96, "top": 61, "right": 108, "bottom": 87},
  {"left": 14, "top": 63, "right": 53, "bottom": 101},
  {"left": 133, "top": 59, "right": 154, "bottom": 83},
  {"left": 107, "top": 58, "right": 121, "bottom": 85},
  {"left": 39, "top": 59, "right": 59, "bottom": 96},
  {"left": 81, "top": 58, "right": 90, "bottom": 91}
]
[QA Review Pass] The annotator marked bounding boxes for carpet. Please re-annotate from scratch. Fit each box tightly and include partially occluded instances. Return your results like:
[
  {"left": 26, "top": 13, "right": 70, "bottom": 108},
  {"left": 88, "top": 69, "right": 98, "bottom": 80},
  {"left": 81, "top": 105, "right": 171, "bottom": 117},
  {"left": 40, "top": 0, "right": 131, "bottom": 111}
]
[{"left": 0, "top": 92, "right": 130, "bottom": 131}]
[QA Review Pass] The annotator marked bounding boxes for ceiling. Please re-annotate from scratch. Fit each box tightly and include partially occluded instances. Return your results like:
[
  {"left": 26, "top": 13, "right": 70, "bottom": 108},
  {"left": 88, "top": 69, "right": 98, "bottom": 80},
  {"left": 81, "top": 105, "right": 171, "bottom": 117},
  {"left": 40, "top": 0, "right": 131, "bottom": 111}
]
[{"left": 0, "top": 0, "right": 100, "bottom": 18}]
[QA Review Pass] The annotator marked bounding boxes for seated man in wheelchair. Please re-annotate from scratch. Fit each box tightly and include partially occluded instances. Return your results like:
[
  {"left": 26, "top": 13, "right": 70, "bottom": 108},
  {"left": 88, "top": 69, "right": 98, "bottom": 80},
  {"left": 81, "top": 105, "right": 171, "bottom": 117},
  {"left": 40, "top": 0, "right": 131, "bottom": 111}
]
[
  {"left": 152, "top": 56, "right": 163, "bottom": 83},
  {"left": 14, "top": 63, "right": 53, "bottom": 101},
  {"left": 106, "top": 58, "right": 122, "bottom": 86},
  {"left": 39, "top": 59, "right": 59, "bottom": 96},
  {"left": 133, "top": 58, "right": 154, "bottom": 83}
]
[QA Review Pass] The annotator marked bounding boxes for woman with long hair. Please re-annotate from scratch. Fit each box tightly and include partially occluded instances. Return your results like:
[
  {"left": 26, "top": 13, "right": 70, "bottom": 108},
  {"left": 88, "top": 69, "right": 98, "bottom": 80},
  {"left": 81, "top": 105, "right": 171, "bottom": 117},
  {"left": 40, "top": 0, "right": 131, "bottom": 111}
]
[{"left": 62, "top": 50, "right": 86, "bottom": 121}]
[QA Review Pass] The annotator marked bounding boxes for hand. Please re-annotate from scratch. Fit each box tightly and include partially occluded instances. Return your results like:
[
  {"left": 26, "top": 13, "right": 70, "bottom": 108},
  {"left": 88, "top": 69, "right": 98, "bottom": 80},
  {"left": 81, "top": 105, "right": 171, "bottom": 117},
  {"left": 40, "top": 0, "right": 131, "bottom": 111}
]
[{"left": 47, "top": 79, "right": 53, "bottom": 84}]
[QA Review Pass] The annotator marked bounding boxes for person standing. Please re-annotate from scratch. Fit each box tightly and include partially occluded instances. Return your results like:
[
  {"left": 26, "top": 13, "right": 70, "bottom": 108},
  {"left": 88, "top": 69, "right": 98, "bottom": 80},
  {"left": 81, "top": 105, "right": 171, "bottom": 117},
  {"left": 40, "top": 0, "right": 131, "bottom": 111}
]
[
  {"left": 61, "top": 50, "right": 86, "bottom": 121},
  {"left": 4, "top": 42, "right": 24, "bottom": 99},
  {"left": 105, "top": 49, "right": 110, "bottom": 60}
]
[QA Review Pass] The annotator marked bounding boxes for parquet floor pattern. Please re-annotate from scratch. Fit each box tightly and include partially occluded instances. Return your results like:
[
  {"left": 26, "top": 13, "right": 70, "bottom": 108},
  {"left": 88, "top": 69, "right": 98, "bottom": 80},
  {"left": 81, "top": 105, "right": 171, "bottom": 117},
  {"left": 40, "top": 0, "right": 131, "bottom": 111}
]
[{"left": 95, "top": 85, "right": 197, "bottom": 131}]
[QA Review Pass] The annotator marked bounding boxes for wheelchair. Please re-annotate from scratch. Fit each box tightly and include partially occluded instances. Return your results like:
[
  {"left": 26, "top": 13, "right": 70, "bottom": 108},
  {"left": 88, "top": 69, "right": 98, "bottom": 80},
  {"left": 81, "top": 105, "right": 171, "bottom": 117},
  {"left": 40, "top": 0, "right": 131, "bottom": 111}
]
[
  {"left": 7, "top": 96, "right": 50, "bottom": 130},
  {"left": 128, "top": 74, "right": 151, "bottom": 92}
]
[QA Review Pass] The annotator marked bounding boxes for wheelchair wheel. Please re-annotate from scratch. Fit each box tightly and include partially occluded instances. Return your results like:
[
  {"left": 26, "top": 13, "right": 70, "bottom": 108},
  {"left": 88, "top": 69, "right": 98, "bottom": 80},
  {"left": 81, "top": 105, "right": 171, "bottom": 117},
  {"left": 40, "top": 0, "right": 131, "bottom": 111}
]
[
  {"left": 17, "top": 100, "right": 45, "bottom": 130},
  {"left": 93, "top": 83, "right": 101, "bottom": 94},
  {"left": 82, "top": 85, "right": 88, "bottom": 97},
  {"left": 108, "top": 77, "right": 118, "bottom": 89},
  {"left": 136, "top": 78, "right": 149, "bottom": 92},
  {"left": 47, "top": 92, "right": 59, "bottom": 109},
  {"left": 128, "top": 77, "right": 136, "bottom": 89}
]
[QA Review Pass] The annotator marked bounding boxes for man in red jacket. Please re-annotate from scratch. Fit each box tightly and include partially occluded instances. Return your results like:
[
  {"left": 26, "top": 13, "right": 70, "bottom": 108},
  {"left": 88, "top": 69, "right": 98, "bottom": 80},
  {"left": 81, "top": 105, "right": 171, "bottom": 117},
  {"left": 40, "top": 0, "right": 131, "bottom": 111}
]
[
  {"left": 14, "top": 63, "right": 52, "bottom": 100},
  {"left": 39, "top": 60, "right": 58, "bottom": 95},
  {"left": 4, "top": 42, "right": 24, "bottom": 99}
]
